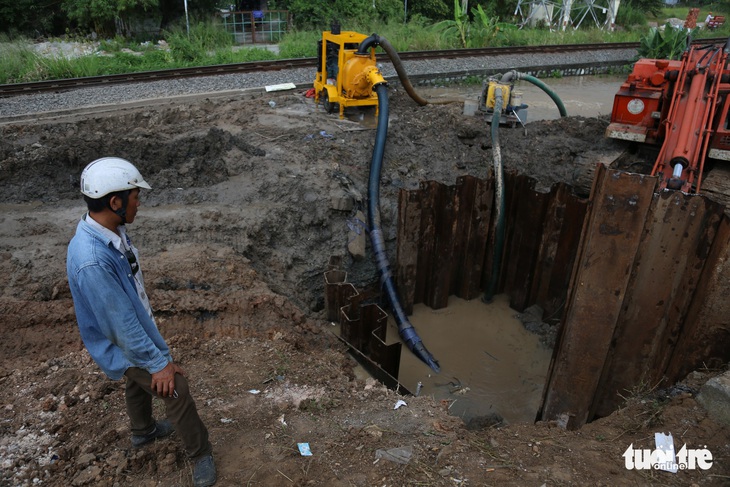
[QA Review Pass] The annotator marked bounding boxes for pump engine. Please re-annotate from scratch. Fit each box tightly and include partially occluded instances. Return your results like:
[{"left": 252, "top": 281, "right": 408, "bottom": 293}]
[{"left": 313, "top": 25, "right": 386, "bottom": 119}]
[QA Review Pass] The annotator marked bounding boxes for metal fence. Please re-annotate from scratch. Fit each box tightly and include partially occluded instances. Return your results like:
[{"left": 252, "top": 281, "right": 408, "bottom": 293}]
[{"left": 219, "top": 9, "right": 289, "bottom": 44}]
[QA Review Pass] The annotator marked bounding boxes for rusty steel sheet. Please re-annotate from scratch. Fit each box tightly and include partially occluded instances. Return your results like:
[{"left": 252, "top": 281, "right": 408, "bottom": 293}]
[
  {"left": 502, "top": 175, "right": 551, "bottom": 312},
  {"left": 369, "top": 338, "right": 403, "bottom": 382},
  {"left": 324, "top": 269, "right": 358, "bottom": 322},
  {"left": 339, "top": 301, "right": 402, "bottom": 381},
  {"left": 339, "top": 289, "right": 379, "bottom": 351},
  {"left": 396, "top": 187, "right": 423, "bottom": 315},
  {"left": 449, "top": 176, "right": 474, "bottom": 295},
  {"left": 327, "top": 255, "right": 343, "bottom": 271},
  {"left": 340, "top": 303, "right": 366, "bottom": 352},
  {"left": 456, "top": 176, "right": 494, "bottom": 300},
  {"left": 425, "top": 183, "right": 458, "bottom": 309},
  {"left": 591, "top": 191, "right": 725, "bottom": 418},
  {"left": 327, "top": 264, "right": 404, "bottom": 388},
  {"left": 396, "top": 176, "right": 494, "bottom": 306},
  {"left": 482, "top": 171, "right": 521, "bottom": 294},
  {"left": 419, "top": 181, "right": 448, "bottom": 309},
  {"left": 333, "top": 331, "right": 406, "bottom": 393},
  {"left": 340, "top": 300, "right": 383, "bottom": 354},
  {"left": 541, "top": 168, "right": 658, "bottom": 430},
  {"left": 529, "top": 183, "right": 588, "bottom": 320},
  {"left": 666, "top": 215, "right": 730, "bottom": 381},
  {"left": 415, "top": 181, "right": 439, "bottom": 307}
]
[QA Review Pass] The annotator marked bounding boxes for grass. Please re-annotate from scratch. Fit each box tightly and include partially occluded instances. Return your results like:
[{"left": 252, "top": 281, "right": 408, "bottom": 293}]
[{"left": 3, "top": 5, "right": 730, "bottom": 84}]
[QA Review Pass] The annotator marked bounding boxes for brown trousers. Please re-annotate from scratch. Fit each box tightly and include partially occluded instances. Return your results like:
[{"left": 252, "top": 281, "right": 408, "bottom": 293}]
[{"left": 124, "top": 367, "right": 212, "bottom": 459}]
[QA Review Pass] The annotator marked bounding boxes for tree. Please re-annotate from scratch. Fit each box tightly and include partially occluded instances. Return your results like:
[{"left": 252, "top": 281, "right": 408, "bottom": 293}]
[
  {"left": 62, "top": 0, "right": 160, "bottom": 37},
  {"left": 624, "top": 0, "right": 664, "bottom": 18},
  {"left": 410, "top": 0, "right": 450, "bottom": 21},
  {"left": 0, "top": 0, "right": 66, "bottom": 37},
  {"left": 278, "top": 0, "right": 405, "bottom": 30}
]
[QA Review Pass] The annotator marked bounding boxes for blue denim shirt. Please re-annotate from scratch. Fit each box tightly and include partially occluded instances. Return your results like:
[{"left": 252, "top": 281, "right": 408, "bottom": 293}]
[{"left": 66, "top": 215, "right": 171, "bottom": 380}]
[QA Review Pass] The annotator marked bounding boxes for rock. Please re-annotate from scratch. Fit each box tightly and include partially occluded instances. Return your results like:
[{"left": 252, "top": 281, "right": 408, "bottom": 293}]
[
  {"left": 697, "top": 372, "right": 730, "bottom": 425},
  {"left": 363, "top": 424, "right": 383, "bottom": 438},
  {"left": 347, "top": 210, "right": 367, "bottom": 261},
  {"left": 77, "top": 453, "right": 95, "bottom": 465},
  {"left": 71, "top": 465, "right": 102, "bottom": 486},
  {"left": 330, "top": 193, "right": 354, "bottom": 211}
]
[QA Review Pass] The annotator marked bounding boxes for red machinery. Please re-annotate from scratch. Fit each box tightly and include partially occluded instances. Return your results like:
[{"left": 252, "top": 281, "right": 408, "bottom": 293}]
[{"left": 606, "top": 40, "right": 730, "bottom": 193}]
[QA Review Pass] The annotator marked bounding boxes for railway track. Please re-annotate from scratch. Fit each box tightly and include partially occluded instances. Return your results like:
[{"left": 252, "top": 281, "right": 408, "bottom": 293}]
[
  {"left": 0, "top": 42, "right": 639, "bottom": 97},
  {"left": 0, "top": 39, "right": 725, "bottom": 98}
]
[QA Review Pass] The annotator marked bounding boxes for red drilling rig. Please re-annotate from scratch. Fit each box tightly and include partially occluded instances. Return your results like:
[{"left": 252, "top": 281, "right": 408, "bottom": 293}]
[{"left": 606, "top": 39, "right": 730, "bottom": 193}]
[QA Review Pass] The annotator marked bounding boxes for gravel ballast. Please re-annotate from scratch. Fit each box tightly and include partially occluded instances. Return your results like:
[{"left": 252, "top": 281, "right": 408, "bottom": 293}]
[{"left": 0, "top": 48, "right": 637, "bottom": 120}]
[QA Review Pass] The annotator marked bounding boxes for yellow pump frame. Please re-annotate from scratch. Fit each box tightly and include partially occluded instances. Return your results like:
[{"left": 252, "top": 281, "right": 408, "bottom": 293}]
[{"left": 313, "top": 30, "right": 385, "bottom": 119}]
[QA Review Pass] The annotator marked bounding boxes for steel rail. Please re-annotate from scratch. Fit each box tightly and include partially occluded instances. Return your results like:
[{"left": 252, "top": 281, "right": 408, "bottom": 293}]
[{"left": 0, "top": 39, "right": 724, "bottom": 98}]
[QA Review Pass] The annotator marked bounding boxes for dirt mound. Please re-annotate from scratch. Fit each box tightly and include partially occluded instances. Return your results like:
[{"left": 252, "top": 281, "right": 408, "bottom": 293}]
[{"left": 1, "top": 88, "right": 728, "bottom": 486}]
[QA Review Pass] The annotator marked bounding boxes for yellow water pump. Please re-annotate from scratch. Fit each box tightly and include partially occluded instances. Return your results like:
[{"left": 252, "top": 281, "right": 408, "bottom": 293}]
[{"left": 313, "top": 26, "right": 386, "bottom": 119}]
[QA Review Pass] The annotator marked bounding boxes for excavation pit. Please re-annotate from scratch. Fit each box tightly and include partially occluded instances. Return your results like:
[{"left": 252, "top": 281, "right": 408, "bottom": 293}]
[
  {"left": 329, "top": 167, "right": 730, "bottom": 430},
  {"left": 3, "top": 85, "right": 730, "bottom": 484}
]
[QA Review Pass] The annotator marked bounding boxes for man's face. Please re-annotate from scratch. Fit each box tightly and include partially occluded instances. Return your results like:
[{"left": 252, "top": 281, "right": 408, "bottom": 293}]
[{"left": 125, "top": 189, "right": 141, "bottom": 224}]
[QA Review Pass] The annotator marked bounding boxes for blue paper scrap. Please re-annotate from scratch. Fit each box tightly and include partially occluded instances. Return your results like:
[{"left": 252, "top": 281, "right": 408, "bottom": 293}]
[{"left": 297, "top": 442, "right": 313, "bottom": 456}]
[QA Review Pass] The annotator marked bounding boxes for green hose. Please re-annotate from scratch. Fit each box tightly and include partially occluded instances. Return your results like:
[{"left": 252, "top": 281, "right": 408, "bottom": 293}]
[
  {"left": 482, "top": 71, "right": 566, "bottom": 303},
  {"left": 517, "top": 73, "right": 567, "bottom": 117},
  {"left": 483, "top": 88, "right": 505, "bottom": 303}
]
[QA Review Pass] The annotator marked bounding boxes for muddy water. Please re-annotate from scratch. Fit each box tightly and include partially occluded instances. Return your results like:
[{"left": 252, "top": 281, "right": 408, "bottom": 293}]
[
  {"left": 348, "top": 74, "right": 625, "bottom": 425},
  {"left": 388, "top": 294, "right": 552, "bottom": 425}
]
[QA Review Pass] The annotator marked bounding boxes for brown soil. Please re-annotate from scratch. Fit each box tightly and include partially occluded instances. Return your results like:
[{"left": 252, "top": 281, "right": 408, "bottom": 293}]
[{"left": 1, "top": 88, "right": 729, "bottom": 486}]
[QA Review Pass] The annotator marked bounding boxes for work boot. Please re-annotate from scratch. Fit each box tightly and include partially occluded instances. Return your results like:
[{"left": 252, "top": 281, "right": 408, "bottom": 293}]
[
  {"left": 193, "top": 454, "right": 217, "bottom": 487},
  {"left": 131, "top": 419, "right": 175, "bottom": 448}
]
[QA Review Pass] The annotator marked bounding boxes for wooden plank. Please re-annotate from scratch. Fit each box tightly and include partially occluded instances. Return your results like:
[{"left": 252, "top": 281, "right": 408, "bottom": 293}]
[
  {"left": 591, "top": 191, "right": 724, "bottom": 418},
  {"left": 665, "top": 215, "right": 730, "bottom": 381},
  {"left": 396, "top": 188, "right": 422, "bottom": 315},
  {"left": 540, "top": 169, "right": 657, "bottom": 430}
]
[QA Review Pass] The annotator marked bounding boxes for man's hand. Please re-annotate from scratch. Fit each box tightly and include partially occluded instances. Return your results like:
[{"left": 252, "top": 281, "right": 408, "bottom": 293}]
[{"left": 150, "top": 362, "right": 186, "bottom": 398}]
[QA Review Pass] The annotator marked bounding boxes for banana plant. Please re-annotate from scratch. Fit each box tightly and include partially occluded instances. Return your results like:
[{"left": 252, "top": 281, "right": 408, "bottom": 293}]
[
  {"left": 638, "top": 23, "right": 695, "bottom": 60},
  {"left": 433, "top": 0, "right": 470, "bottom": 48}
]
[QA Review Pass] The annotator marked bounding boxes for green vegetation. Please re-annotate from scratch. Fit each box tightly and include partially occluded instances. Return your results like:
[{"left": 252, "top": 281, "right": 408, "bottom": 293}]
[
  {"left": 433, "top": 0, "right": 471, "bottom": 48},
  {"left": 2, "top": 1, "right": 730, "bottom": 84},
  {"left": 638, "top": 23, "right": 697, "bottom": 60}
]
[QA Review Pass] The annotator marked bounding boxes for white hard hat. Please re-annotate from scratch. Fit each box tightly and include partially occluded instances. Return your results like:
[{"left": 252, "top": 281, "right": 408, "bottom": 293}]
[{"left": 80, "top": 157, "right": 151, "bottom": 198}]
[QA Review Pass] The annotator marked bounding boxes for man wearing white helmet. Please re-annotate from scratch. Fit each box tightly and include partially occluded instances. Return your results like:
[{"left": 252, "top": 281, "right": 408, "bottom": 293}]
[{"left": 66, "top": 157, "right": 216, "bottom": 487}]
